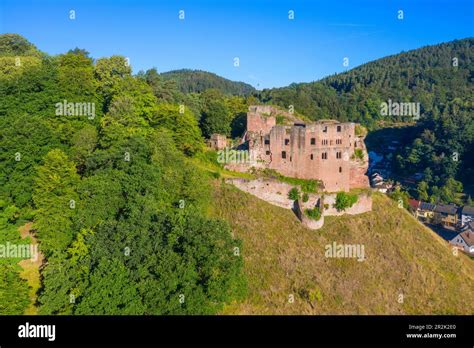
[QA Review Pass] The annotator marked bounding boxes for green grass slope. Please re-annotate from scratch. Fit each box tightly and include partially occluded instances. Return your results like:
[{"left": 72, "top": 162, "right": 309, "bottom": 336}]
[{"left": 211, "top": 182, "right": 474, "bottom": 314}]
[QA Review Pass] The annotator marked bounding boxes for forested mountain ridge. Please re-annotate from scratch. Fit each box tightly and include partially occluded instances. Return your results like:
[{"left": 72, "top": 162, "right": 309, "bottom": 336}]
[
  {"left": 258, "top": 38, "right": 473, "bottom": 126},
  {"left": 322, "top": 38, "right": 472, "bottom": 96},
  {"left": 160, "top": 69, "right": 256, "bottom": 96}
]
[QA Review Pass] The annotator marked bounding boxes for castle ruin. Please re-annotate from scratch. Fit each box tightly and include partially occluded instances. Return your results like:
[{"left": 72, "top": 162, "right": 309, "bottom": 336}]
[{"left": 235, "top": 105, "right": 369, "bottom": 192}]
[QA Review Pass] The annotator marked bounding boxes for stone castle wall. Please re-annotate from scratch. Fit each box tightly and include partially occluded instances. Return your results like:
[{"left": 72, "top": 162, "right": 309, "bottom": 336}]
[
  {"left": 244, "top": 106, "right": 369, "bottom": 192},
  {"left": 208, "top": 134, "right": 227, "bottom": 150},
  {"left": 226, "top": 178, "right": 373, "bottom": 230},
  {"left": 294, "top": 199, "right": 325, "bottom": 230},
  {"left": 247, "top": 106, "right": 277, "bottom": 134},
  {"left": 228, "top": 178, "right": 295, "bottom": 209}
]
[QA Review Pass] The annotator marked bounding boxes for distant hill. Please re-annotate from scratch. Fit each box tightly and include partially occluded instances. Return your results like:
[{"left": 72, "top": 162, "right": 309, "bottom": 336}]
[
  {"left": 212, "top": 183, "right": 474, "bottom": 314},
  {"left": 258, "top": 38, "right": 473, "bottom": 127},
  {"left": 161, "top": 69, "right": 256, "bottom": 96}
]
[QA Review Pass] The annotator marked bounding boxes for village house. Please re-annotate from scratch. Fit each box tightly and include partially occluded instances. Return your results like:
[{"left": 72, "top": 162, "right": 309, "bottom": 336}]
[
  {"left": 460, "top": 205, "right": 474, "bottom": 227},
  {"left": 370, "top": 172, "right": 393, "bottom": 193},
  {"left": 370, "top": 173, "right": 384, "bottom": 185},
  {"left": 433, "top": 204, "right": 459, "bottom": 229},
  {"left": 411, "top": 200, "right": 474, "bottom": 232},
  {"left": 373, "top": 181, "right": 393, "bottom": 193},
  {"left": 449, "top": 228, "right": 474, "bottom": 256},
  {"left": 408, "top": 199, "right": 420, "bottom": 215},
  {"left": 233, "top": 105, "right": 369, "bottom": 192},
  {"left": 461, "top": 220, "right": 474, "bottom": 233},
  {"left": 415, "top": 201, "right": 436, "bottom": 223}
]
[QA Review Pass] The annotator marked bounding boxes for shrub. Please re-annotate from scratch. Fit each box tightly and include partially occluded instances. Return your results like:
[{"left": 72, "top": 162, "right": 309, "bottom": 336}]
[
  {"left": 353, "top": 148, "right": 364, "bottom": 160},
  {"left": 255, "top": 168, "right": 320, "bottom": 193},
  {"left": 305, "top": 207, "right": 321, "bottom": 220},
  {"left": 275, "top": 115, "right": 285, "bottom": 125},
  {"left": 302, "top": 193, "right": 309, "bottom": 202},
  {"left": 300, "top": 180, "right": 318, "bottom": 193},
  {"left": 288, "top": 187, "right": 300, "bottom": 201},
  {"left": 389, "top": 187, "right": 409, "bottom": 208},
  {"left": 334, "top": 192, "right": 358, "bottom": 211},
  {"left": 355, "top": 124, "right": 367, "bottom": 137}
]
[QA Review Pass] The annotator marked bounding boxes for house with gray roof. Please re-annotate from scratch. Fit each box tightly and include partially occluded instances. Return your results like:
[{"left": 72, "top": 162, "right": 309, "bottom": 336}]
[
  {"left": 433, "top": 204, "right": 459, "bottom": 229},
  {"left": 416, "top": 202, "right": 436, "bottom": 222},
  {"left": 450, "top": 230, "right": 474, "bottom": 256},
  {"left": 461, "top": 205, "right": 474, "bottom": 227}
]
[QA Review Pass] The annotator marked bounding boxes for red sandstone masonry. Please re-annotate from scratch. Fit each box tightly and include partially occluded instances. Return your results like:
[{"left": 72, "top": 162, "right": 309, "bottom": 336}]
[
  {"left": 226, "top": 178, "right": 372, "bottom": 230},
  {"left": 208, "top": 133, "right": 227, "bottom": 150},
  {"left": 243, "top": 106, "right": 369, "bottom": 192},
  {"left": 247, "top": 105, "right": 277, "bottom": 134}
]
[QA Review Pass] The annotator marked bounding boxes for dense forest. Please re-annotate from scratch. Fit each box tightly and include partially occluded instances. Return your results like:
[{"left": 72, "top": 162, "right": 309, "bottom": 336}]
[
  {"left": 0, "top": 34, "right": 246, "bottom": 314},
  {"left": 160, "top": 69, "right": 256, "bottom": 96}
]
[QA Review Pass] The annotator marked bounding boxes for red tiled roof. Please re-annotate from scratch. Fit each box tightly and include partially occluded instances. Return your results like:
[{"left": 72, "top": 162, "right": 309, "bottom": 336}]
[{"left": 408, "top": 199, "right": 420, "bottom": 210}]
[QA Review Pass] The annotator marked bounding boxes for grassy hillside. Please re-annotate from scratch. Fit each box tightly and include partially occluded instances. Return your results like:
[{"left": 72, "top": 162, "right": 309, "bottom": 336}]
[{"left": 211, "top": 182, "right": 474, "bottom": 314}]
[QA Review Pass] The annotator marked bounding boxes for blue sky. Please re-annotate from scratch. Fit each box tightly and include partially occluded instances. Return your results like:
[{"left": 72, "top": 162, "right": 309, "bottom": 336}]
[{"left": 1, "top": 0, "right": 473, "bottom": 88}]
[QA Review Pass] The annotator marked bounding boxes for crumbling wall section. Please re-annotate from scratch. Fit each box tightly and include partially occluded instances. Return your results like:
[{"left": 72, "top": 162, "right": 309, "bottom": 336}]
[{"left": 225, "top": 178, "right": 373, "bottom": 230}]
